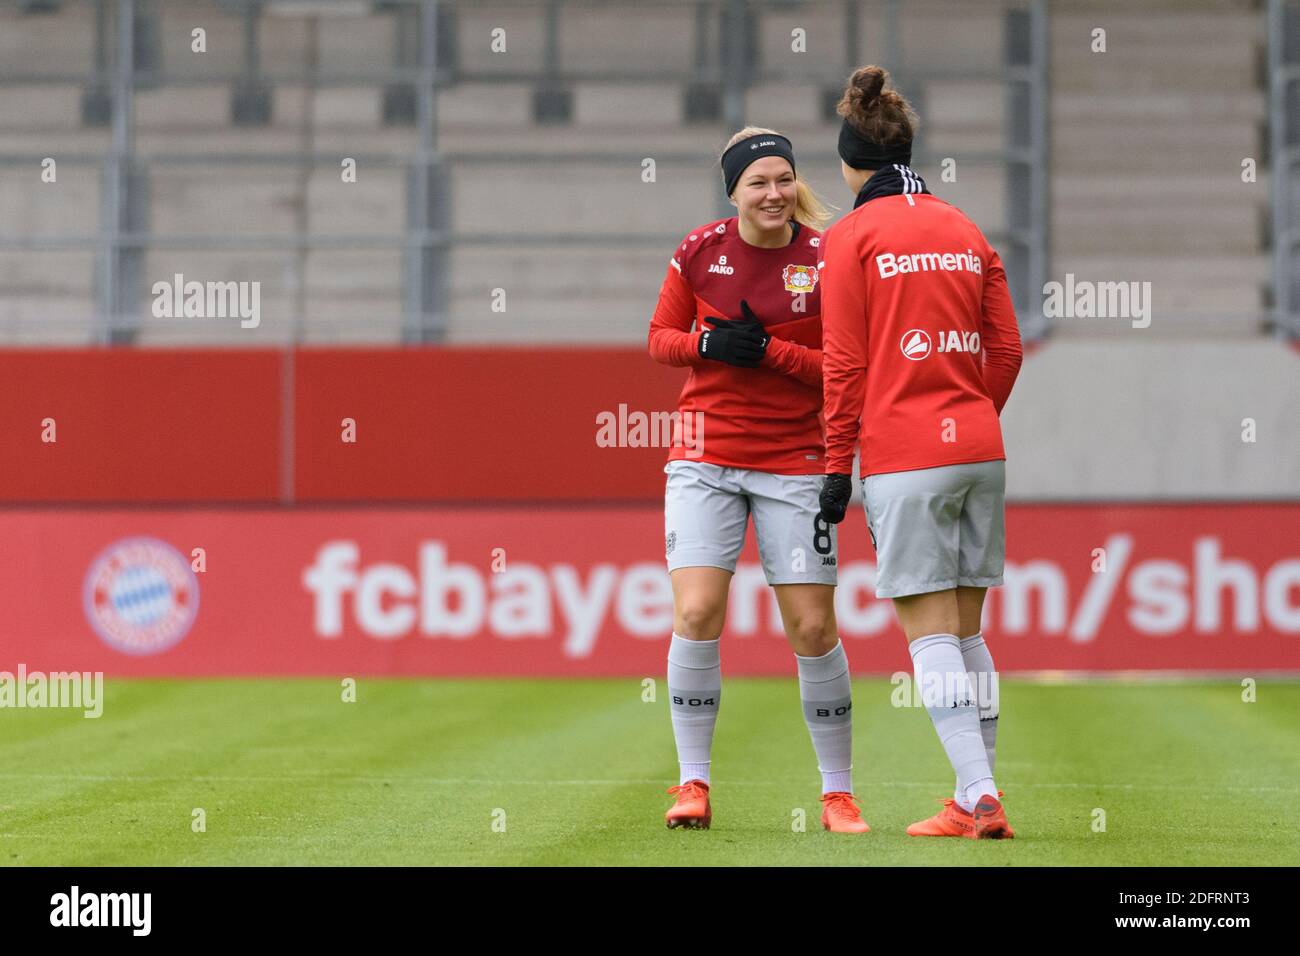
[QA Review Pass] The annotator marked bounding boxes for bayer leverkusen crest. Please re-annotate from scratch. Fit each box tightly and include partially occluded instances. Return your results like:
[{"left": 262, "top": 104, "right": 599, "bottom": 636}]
[{"left": 782, "top": 264, "right": 818, "bottom": 294}]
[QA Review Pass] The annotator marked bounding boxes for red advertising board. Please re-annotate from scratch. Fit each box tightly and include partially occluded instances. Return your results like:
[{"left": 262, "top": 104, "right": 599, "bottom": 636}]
[
  {"left": 1, "top": 504, "right": 1296, "bottom": 676},
  {"left": 0, "top": 348, "right": 684, "bottom": 503}
]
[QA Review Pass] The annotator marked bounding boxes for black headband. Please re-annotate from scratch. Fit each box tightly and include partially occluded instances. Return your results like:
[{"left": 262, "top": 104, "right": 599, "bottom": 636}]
[
  {"left": 721, "top": 133, "right": 796, "bottom": 197},
  {"left": 837, "top": 118, "right": 912, "bottom": 170}
]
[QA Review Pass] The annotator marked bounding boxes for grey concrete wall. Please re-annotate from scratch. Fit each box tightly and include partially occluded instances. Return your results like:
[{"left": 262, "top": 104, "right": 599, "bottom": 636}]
[{"left": 1000, "top": 339, "right": 1300, "bottom": 500}]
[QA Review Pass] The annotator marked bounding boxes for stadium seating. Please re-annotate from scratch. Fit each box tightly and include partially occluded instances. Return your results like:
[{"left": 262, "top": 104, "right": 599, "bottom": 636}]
[{"left": 0, "top": 0, "right": 1274, "bottom": 343}]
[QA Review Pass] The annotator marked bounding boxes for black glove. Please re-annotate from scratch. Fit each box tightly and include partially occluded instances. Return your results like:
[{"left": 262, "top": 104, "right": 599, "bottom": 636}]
[
  {"left": 698, "top": 316, "right": 764, "bottom": 368},
  {"left": 818, "top": 473, "right": 853, "bottom": 524},
  {"left": 735, "top": 299, "right": 771, "bottom": 350}
]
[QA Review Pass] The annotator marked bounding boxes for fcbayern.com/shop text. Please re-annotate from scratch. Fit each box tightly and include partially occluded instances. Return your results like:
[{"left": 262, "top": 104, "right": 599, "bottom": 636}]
[{"left": 301, "top": 535, "right": 1300, "bottom": 650}]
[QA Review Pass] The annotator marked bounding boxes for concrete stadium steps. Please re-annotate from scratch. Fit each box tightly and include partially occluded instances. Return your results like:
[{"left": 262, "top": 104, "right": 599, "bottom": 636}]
[
  {"left": 153, "top": 6, "right": 288, "bottom": 79},
  {"left": 451, "top": 161, "right": 717, "bottom": 237},
  {"left": 0, "top": 84, "right": 86, "bottom": 130},
  {"left": 0, "top": 249, "right": 94, "bottom": 295},
  {"left": 2, "top": 0, "right": 1270, "bottom": 342},
  {"left": 0, "top": 165, "right": 101, "bottom": 235},
  {"left": 924, "top": 79, "right": 1008, "bottom": 132},
  {"left": 0, "top": 3, "right": 390, "bottom": 84},
  {"left": 296, "top": 292, "right": 405, "bottom": 344},
  {"left": 1053, "top": 89, "right": 1265, "bottom": 124},
  {"left": 1052, "top": 118, "right": 1261, "bottom": 174},
  {"left": 445, "top": 245, "right": 670, "bottom": 343},
  {"left": 1046, "top": 252, "right": 1269, "bottom": 330},
  {"left": 0, "top": 303, "right": 97, "bottom": 344},
  {"left": 304, "top": 169, "right": 405, "bottom": 235},
  {"left": 452, "top": 2, "right": 552, "bottom": 76},
  {"left": 148, "top": 164, "right": 415, "bottom": 242},
  {"left": 438, "top": 82, "right": 535, "bottom": 126},
  {"left": 548, "top": 4, "right": 695, "bottom": 75},
  {"left": 1052, "top": 5, "right": 1261, "bottom": 94},
  {"left": 154, "top": 3, "right": 395, "bottom": 78},
  {"left": 449, "top": 244, "right": 668, "bottom": 295},
  {"left": 132, "top": 125, "right": 419, "bottom": 156},
  {"left": 140, "top": 247, "right": 399, "bottom": 293},
  {"left": 136, "top": 85, "right": 384, "bottom": 130},
  {"left": 446, "top": 295, "right": 664, "bottom": 345},
  {"left": 149, "top": 166, "right": 304, "bottom": 236},
  {"left": 892, "top": 1, "right": 1006, "bottom": 72},
  {"left": 1049, "top": 0, "right": 1268, "bottom": 325},
  {"left": 0, "top": 72, "right": 1001, "bottom": 146},
  {"left": 131, "top": 321, "right": 295, "bottom": 346},
  {"left": 134, "top": 247, "right": 367, "bottom": 346},
  {"left": 0, "top": 130, "right": 111, "bottom": 155},
  {"left": 924, "top": 164, "right": 1008, "bottom": 235},
  {"left": 451, "top": 0, "right": 1008, "bottom": 80},
  {"left": 0, "top": 4, "right": 95, "bottom": 78},
  {"left": 0, "top": 246, "right": 95, "bottom": 343},
  {"left": 131, "top": 247, "right": 308, "bottom": 344},
  {"left": 1056, "top": 201, "right": 1263, "bottom": 255},
  {"left": 135, "top": 85, "right": 231, "bottom": 129},
  {"left": 1053, "top": 171, "right": 1270, "bottom": 204},
  {"left": 301, "top": 248, "right": 402, "bottom": 296},
  {"left": 439, "top": 118, "right": 826, "bottom": 156}
]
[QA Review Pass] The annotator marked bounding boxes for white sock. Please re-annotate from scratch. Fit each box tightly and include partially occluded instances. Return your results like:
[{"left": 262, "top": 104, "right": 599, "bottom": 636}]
[
  {"left": 955, "top": 632, "right": 999, "bottom": 801},
  {"left": 668, "top": 633, "right": 721, "bottom": 786},
  {"left": 910, "top": 633, "right": 996, "bottom": 813},
  {"left": 795, "top": 639, "right": 854, "bottom": 795}
]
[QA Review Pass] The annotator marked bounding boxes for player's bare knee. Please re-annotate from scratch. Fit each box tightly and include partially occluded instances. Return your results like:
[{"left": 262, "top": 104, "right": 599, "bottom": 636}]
[
  {"left": 675, "top": 602, "right": 725, "bottom": 640},
  {"left": 785, "top": 614, "right": 837, "bottom": 656}
]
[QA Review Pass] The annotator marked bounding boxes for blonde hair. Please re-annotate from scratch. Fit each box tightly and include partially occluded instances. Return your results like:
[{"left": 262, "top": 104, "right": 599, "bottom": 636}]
[{"left": 722, "top": 126, "right": 837, "bottom": 230}]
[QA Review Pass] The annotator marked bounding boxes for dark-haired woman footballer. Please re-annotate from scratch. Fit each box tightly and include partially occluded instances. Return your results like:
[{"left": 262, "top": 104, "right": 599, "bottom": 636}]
[
  {"left": 819, "top": 67, "right": 1024, "bottom": 839},
  {"left": 648, "top": 127, "right": 869, "bottom": 834}
]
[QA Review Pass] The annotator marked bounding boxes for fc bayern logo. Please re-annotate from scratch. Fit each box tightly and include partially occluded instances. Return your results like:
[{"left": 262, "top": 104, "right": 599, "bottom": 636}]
[
  {"left": 900, "top": 329, "right": 932, "bottom": 360},
  {"left": 82, "top": 537, "right": 199, "bottom": 655}
]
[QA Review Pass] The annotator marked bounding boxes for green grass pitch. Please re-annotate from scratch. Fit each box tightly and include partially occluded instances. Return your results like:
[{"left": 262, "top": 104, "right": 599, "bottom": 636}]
[{"left": 1, "top": 677, "right": 1297, "bottom": 866}]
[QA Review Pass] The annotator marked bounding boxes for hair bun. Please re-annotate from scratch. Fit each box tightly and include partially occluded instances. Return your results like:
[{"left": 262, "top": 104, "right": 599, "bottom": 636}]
[
  {"left": 854, "top": 66, "right": 886, "bottom": 110},
  {"left": 836, "top": 64, "right": 917, "bottom": 147}
]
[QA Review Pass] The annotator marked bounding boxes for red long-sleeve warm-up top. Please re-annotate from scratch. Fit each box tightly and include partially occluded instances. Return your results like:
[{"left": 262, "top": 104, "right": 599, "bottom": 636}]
[
  {"left": 820, "top": 193, "right": 1023, "bottom": 478},
  {"left": 647, "top": 217, "right": 827, "bottom": 474}
]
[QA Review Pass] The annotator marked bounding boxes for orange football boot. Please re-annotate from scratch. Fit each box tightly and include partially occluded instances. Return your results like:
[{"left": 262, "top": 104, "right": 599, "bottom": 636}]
[
  {"left": 907, "top": 790, "right": 1011, "bottom": 839},
  {"left": 971, "top": 793, "right": 1015, "bottom": 839},
  {"left": 906, "top": 798, "right": 977, "bottom": 838},
  {"left": 665, "top": 779, "right": 711, "bottom": 829},
  {"left": 820, "top": 792, "right": 870, "bottom": 833}
]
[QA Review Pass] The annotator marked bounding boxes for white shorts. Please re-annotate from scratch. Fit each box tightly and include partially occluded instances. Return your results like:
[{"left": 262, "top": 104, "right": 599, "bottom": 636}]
[
  {"left": 664, "top": 460, "right": 837, "bottom": 586},
  {"left": 862, "top": 459, "right": 1006, "bottom": 599}
]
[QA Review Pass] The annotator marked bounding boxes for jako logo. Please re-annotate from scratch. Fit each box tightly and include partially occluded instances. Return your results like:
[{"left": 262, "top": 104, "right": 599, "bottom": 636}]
[
  {"left": 937, "top": 330, "right": 980, "bottom": 354},
  {"left": 900, "top": 329, "right": 980, "bottom": 360},
  {"left": 707, "top": 255, "right": 734, "bottom": 276},
  {"left": 900, "top": 329, "right": 932, "bottom": 360}
]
